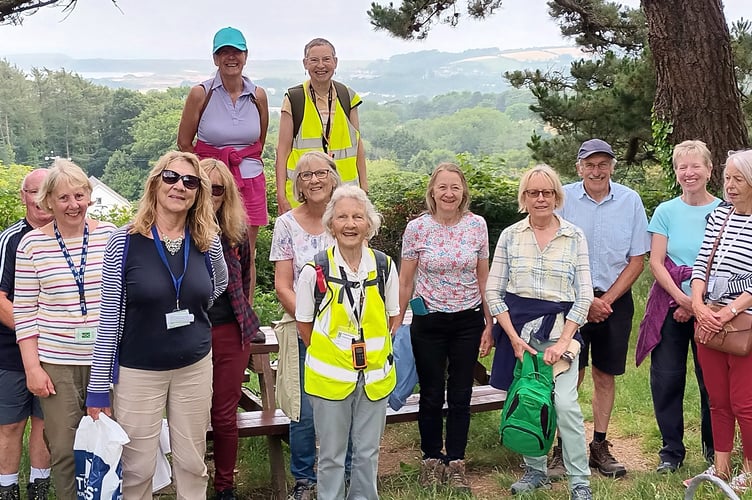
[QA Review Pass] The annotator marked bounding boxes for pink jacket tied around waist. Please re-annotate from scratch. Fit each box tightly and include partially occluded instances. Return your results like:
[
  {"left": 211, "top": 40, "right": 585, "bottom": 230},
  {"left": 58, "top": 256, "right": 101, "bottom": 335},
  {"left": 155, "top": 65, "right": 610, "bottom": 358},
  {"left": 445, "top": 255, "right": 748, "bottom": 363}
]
[
  {"left": 635, "top": 256, "right": 692, "bottom": 366},
  {"left": 194, "top": 140, "right": 263, "bottom": 188}
]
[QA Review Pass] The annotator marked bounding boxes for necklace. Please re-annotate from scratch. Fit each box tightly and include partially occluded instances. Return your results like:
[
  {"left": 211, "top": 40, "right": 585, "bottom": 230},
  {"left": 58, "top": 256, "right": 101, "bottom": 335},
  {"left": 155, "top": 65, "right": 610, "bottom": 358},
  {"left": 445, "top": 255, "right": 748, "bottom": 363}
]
[{"left": 162, "top": 234, "right": 184, "bottom": 256}]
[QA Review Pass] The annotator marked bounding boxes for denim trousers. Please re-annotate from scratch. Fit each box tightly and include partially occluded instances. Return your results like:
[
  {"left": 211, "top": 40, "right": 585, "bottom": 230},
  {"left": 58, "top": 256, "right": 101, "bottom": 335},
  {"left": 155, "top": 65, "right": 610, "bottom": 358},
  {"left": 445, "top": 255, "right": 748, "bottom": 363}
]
[
  {"left": 650, "top": 308, "right": 713, "bottom": 464},
  {"left": 410, "top": 307, "right": 484, "bottom": 462},
  {"left": 290, "top": 337, "right": 317, "bottom": 483}
]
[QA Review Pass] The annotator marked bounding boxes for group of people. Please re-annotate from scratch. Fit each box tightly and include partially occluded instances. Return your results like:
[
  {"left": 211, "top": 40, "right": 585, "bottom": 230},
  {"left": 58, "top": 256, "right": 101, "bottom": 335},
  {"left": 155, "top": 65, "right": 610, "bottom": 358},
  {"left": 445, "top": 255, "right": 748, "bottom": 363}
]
[{"left": 2, "top": 21, "right": 752, "bottom": 500}]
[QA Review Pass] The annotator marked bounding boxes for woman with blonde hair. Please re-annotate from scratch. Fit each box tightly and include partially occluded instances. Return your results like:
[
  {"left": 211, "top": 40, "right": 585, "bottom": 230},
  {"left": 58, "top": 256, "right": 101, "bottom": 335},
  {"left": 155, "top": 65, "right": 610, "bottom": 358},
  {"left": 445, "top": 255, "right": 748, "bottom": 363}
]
[
  {"left": 270, "top": 151, "right": 341, "bottom": 499},
  {"left": 201, "top": 158, "right": 263, "bottom": 500},
  {"left": 86, "top": 150, "right": 227, "bottom": 500},
  {"left": 397, "top": 162, "right": 492, "bottom": 492},
  {"left": 14, "top": 159, "right": 116, "bottom": 499}
]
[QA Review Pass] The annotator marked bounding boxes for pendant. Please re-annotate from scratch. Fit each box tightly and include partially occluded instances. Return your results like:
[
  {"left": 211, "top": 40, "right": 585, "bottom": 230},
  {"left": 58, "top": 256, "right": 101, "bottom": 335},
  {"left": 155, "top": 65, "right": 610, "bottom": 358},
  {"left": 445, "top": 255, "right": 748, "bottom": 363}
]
[{"left": 163, "top": 235, "right": 184, "bottom": 256}]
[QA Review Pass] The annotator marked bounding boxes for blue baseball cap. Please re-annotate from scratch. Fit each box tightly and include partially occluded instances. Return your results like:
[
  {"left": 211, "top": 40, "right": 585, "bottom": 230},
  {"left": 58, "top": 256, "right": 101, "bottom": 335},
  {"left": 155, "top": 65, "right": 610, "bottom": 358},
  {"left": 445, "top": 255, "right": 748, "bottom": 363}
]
[
  {"left": 578, "top": 139, "right": 615, "bottom": 160},
  {"left": 213, "top": 27, "right": 247, "bottom": 53}
]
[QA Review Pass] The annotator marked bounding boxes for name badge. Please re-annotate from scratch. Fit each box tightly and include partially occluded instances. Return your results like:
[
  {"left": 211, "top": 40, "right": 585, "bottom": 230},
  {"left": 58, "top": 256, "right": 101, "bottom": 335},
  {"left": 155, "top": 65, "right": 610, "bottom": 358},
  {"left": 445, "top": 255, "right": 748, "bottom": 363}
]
[
  {"left": 334, "top": 330, "right": 357, "bottom": 350},
  {"left": 708, "top": 272, "right": 730, "bottom": 301},
  {"left": 165, "top": 309, "right": 194, "bottom": 330},
  {"left": 75, "top": 327, "right": 96, "bottom": 342}
]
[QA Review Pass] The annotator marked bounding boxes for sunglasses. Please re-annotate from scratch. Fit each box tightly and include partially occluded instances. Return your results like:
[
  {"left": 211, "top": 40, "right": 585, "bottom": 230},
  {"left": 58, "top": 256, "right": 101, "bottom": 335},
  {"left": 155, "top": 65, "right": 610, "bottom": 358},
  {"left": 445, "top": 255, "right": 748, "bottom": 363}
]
[
  {"left": 211, "top": 184, "right": 226, "bottom": 197},
  {"left": 161, "top": 170, "right": 201, "bottom": 190}
]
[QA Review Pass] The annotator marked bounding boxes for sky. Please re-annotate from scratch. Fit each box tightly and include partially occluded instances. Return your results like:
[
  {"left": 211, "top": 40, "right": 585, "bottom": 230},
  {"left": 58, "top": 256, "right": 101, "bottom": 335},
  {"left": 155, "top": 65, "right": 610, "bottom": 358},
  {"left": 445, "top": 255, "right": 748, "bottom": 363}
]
[{"left": 0, "top": 0, "right": 748, "bottom": 61}]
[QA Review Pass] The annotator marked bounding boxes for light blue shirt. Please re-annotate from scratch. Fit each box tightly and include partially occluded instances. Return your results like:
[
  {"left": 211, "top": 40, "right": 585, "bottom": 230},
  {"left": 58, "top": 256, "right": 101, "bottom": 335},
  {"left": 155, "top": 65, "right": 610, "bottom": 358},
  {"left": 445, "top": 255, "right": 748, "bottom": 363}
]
[
  {"left": 558, "top": 181, "right": 650, "bottom": 291},
  {"left": 648, "top": 196, "right": 721, "bottom": 295}
]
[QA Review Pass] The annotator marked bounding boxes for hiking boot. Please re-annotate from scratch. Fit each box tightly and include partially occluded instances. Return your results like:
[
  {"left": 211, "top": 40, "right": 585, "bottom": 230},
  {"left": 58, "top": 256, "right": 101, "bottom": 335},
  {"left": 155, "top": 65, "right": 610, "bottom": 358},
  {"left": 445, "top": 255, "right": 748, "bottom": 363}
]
[
  {"left": 215, "top": 489, "right": 237, "bottom": 500},
  {"left": 548, "top": 445, "right": 566, "bottom": 481},
  {"left": 570, "top": 484, "right": 593, "bottom": 500},
  {"left": 27, "top": 478, "right": 50, "bottom": 500},
  {"left": 510, "top": 466, "right": 551, "bottom": 494},
  {"left": 730, "top": 471, "right": 752, "bottom": 494},
  {"left": 445, "top": 459, "right": 471, "bottom": 493},
  {"left": 0, "top": 484, "right": 20, "bottom": 500},
  {"left": 419, "top": 458, "right": 445, "bottom": 487},
  {"left": 287, "top": 480, "right": 315, "bottom": 500},
  {"left": 589, "top": 440, "right": 626, "bottom": 478}
]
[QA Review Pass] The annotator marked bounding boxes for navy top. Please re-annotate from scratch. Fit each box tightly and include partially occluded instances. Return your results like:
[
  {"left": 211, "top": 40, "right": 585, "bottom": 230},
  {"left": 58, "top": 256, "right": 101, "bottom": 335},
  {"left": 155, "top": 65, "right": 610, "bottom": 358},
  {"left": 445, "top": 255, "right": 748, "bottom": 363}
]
[
  {"left": 0, "top": 219, "right": 32, "bottom": 371},
  {"left": 119, "top": 233, "right": 213, "bottom": 370}
]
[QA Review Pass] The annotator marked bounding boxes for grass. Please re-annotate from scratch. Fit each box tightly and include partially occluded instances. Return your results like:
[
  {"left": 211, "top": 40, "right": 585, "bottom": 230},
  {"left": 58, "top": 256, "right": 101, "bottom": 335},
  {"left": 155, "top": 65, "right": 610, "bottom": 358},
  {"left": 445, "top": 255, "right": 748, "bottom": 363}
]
[{"left": 20, "top": 268, "right": 748, "bottom": 498}]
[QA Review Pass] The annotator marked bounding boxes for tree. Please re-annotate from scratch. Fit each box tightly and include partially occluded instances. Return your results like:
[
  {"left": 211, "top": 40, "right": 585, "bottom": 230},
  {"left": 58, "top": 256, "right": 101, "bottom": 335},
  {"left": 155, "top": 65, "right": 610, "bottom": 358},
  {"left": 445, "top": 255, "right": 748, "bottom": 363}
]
[{"left": 369, "top": 0, "right": 750, "bottom": 192}]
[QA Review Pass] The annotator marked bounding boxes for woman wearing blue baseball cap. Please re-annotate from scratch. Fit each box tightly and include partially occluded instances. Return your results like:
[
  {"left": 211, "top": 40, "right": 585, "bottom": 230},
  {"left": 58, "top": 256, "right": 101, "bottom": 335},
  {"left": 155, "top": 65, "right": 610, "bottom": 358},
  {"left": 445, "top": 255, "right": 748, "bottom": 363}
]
[
  {"left": 177, "top": 26, "right": 268, "bottom": 500},
  {"left": 178, "top": 26, "right": 269, "bottom": 306}
]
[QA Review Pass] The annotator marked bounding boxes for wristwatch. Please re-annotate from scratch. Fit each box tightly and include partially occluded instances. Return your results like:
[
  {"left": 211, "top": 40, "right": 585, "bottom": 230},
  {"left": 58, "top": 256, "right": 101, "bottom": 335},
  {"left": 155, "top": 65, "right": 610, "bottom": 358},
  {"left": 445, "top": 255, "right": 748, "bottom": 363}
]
[{"left": 731, "top": 305, "right": 739, "bottom": 316}]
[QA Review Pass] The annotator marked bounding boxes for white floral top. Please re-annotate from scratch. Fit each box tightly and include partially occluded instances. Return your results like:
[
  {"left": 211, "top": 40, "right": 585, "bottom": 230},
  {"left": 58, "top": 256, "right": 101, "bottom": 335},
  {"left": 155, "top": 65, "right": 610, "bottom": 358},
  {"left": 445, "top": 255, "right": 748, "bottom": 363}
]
[{"left": 269, "top": 211, "right": 335, "bottom": 289}]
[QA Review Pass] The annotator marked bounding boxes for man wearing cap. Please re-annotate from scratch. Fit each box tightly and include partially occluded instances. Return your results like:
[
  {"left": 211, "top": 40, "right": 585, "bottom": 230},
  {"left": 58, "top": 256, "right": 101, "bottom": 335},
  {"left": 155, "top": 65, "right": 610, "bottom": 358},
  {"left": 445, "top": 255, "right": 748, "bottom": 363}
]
[
  {"left": 554, "top": 139, "right": 650, "bottom": 479},
  {"left": 0, "top": 169, "right": 52, "bottom": 500}
]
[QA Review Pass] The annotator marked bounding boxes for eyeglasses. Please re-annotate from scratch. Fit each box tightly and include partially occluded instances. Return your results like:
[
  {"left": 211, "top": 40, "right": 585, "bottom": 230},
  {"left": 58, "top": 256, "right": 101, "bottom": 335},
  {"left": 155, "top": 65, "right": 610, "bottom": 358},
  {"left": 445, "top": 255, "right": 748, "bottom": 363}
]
[
  {"left": 161, "top": 170, "right": 200, "bottom": 190},
  {"left": 298, "top": 169, "right": 330, "bottom": 182},
  {"left": 524, "top": 189, "right": 555, "bottom": 199},
  {"left": 211, "top": 185, "right": 225, "bottom": 197},
  {"left": 581, "top": 162, "right": 612, "bottom": 171},
  {"left": 306, "top": 56, "right": 334, "bottom": 65}
]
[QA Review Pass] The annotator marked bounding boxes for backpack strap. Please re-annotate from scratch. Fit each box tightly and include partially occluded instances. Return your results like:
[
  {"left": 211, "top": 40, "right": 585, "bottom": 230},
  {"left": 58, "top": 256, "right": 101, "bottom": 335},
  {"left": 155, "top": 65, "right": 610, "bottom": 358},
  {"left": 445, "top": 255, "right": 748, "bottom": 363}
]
[
  {"left": 198, "top": 83, "right": 215, "bottom": 124},
  {"left": 288, "top": 81, "right": 353, "bottom": 139}
]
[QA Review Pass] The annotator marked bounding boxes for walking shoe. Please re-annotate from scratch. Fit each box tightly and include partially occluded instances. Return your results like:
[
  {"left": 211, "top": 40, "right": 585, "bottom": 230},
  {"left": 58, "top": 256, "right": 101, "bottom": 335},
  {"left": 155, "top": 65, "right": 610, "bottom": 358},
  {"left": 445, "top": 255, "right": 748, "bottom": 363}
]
[
  {"left": 510, "top": 466, "right": 551, "bottom": 494},
  {"left": 26, "top": 478, "right": 50, "bottom": 500},
  {"left": 215, "top": 489, "right": 237, "bottom": 500},
  {"left": 287, "top": 480, "right": 315, "bottom": 500},
  {"left": 570, "top": 484, "right": 593, "bottom": 500},
  {"left": 419, "top": 458, "right": 446, "bottom": 487},
  {"left": 548, "top": 445, "right": 566, "bottom": 481},
  {"left": 730, "top": 471, "right": 752, "bottom": 493},
  {"left": 0, "top": 484, "right": 20, "bottom": 500},
  {"left": 683, "top": 465, "right": 718, "bottom": 488},
  {"left": 589, "top": 440, "right": 627, "bottom": 478},
  {"left": 445, "top": 459, "right": 471, "bottom": 493},
  {"left": 656, "top": 461, "right": 681, "bottom": 474}
]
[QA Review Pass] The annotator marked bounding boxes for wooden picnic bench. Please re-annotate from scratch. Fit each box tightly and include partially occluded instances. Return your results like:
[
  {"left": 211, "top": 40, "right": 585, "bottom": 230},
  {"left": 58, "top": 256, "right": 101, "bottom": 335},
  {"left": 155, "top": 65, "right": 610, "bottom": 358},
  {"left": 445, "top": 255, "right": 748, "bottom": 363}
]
[{"left": 208, "top": 326, "right": 506, "bottom": 499}]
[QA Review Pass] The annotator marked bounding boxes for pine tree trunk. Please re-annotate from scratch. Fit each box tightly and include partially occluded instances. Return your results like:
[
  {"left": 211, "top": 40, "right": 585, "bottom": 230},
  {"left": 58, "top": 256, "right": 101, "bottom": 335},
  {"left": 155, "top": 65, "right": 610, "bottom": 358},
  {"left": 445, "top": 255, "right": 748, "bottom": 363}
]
[{"left": 642, "top": 0, "right": 749, "bottom": 194}]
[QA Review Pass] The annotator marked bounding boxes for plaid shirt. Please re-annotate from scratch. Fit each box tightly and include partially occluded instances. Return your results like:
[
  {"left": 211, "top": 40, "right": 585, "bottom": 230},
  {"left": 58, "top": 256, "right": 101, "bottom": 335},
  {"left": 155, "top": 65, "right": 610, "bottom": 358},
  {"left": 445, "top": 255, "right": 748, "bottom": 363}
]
[{"left": 223, "top": 236, "right": 260, "bottom": 345}]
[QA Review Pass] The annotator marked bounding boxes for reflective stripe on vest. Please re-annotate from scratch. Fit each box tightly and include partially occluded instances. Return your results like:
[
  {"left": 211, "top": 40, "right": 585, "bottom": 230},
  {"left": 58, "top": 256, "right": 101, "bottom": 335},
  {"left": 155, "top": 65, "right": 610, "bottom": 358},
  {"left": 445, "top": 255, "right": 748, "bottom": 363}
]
[
  {"left": 285, "top": 81, "right": 360, "bottom": 207},
  {"left": 304, "top": 247, "right": 396, "bottom": 401}
]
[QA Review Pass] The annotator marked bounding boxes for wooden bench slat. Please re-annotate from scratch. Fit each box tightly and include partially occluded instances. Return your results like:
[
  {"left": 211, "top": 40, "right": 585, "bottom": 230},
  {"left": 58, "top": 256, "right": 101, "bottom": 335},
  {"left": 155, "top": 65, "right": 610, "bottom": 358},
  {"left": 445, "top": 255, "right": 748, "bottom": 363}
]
[{"left": 206, "top": 410, "right": 291, "bottom": 440}]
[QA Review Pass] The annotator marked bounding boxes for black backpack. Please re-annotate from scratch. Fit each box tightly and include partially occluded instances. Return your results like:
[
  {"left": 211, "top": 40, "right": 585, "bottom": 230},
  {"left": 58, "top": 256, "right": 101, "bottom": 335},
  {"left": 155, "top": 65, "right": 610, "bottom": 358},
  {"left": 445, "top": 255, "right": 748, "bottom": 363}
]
[{"left": 287, "top": 81, "right": 352, "bottom": 139}]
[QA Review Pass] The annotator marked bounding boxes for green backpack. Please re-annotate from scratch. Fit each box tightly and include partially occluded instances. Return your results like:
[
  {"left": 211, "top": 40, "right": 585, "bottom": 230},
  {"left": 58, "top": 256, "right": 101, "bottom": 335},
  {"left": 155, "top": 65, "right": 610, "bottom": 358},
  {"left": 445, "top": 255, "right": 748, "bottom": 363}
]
[{"left": 499, "top": 351, "right": 557, "bottom": 457}]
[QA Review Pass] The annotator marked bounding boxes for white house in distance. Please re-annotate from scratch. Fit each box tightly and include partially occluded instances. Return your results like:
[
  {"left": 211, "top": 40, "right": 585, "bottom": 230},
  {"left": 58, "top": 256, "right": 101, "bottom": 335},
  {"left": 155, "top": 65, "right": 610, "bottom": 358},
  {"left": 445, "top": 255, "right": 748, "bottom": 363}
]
[{"left": 88, "top": 176, "right": 132, "bottom": 217}]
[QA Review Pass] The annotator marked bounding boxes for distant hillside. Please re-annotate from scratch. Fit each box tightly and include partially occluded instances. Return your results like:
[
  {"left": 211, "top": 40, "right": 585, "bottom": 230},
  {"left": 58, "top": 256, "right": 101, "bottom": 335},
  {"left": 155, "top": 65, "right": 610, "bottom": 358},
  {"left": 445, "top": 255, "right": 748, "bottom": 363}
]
[{"left": 3, "top": 46, "right": 589, "bottom": 105}]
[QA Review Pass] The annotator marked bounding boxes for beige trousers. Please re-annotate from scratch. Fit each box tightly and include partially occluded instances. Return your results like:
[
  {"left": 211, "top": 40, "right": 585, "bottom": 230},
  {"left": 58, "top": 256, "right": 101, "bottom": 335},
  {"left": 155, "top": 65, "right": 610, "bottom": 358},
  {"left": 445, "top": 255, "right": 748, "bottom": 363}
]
[{"left": 114, "top": 353, "right": 212, "bottom": 500}]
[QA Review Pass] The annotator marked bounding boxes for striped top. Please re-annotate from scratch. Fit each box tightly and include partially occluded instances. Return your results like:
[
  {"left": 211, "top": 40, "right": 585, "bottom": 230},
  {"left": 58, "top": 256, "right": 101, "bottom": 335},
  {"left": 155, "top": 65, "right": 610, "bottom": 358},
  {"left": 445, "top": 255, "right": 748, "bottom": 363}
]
[
  {"left": 692, "top": 204, "right": 752, "bottom": 309},
  {"left": 14, "top": 221, "right": 117, "bottom": 365}
]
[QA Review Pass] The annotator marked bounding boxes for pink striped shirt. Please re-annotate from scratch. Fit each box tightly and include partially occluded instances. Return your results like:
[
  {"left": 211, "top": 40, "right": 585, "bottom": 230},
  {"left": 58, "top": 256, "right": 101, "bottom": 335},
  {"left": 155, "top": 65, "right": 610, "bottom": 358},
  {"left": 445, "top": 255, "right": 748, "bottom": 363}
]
[{"left": 14, "top": 221, "right": 116, "bottom": 365}]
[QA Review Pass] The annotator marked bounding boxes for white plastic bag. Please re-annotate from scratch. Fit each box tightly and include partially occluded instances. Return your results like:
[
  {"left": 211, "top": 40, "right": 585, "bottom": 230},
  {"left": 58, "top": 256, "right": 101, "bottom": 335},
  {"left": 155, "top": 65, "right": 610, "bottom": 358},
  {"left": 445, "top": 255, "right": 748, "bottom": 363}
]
[
  {"left": 152, "top": 418, "right": 172, "bottom": 492},
  {"left": 74, "top": 414, "right": 130, "bottom": 500}
]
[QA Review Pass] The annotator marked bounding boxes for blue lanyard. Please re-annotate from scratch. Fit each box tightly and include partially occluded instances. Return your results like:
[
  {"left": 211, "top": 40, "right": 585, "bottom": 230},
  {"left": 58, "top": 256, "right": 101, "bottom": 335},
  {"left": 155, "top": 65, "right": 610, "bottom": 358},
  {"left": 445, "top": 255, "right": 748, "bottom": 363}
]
[
  {"left": 151, "top": 226, "right": 190, "bottom": 309},
  {"left": 53, "top": 221, "right": 89, "bottom": 316}
]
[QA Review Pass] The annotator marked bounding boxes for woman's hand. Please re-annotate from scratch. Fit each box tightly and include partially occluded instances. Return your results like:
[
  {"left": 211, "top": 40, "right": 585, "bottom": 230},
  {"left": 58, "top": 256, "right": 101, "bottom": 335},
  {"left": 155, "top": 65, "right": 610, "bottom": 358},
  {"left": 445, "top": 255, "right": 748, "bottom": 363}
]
[
  {"left": 511, "top": 335, "right": 537, "bottom": 361},
  {"left": 87, "top": 407, "right": 112, "bottom": 421},
  {"left": 25, "top": 365, "right": 55, "bottom": 398},
  {"left": 693, "top": 302, "right": 726, "bottom": 343},
  {"left": 673, "top": 306, "right": 693, "bottom": 323},
  {"left": 543, "top": 338, "right": 569, "bottom": 366},
  {"left": 479, "top": 325, "right": 494, "bottom": 357}
]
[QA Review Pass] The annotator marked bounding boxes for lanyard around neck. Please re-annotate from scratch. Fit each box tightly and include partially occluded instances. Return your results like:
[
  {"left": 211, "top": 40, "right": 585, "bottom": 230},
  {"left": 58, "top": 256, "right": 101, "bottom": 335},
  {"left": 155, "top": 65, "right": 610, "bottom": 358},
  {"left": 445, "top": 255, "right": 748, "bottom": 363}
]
[
  {"left": 151, "top": 226, "right": 191, "bottom": 309},
  {"left": 53, "top": 221, "right": 89, "bottom": 316},
  {"left": 310, "top": 83, "right": 333, "bottom": 153}
]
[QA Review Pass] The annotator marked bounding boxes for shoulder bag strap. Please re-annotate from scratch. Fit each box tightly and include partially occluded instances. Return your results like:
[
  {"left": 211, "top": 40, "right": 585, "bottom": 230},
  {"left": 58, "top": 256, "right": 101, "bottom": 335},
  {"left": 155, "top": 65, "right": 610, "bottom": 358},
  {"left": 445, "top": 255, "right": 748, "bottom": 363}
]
[{"left": 702, "top": 208, "right": 734, "bottom": 295}]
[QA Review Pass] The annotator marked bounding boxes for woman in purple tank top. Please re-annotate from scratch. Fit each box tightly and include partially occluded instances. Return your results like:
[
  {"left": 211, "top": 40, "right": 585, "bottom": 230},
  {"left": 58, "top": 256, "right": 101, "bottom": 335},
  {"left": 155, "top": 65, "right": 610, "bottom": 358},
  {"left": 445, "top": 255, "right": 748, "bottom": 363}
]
[{"left": 178, "top": 26, "right": 269, "bottom": 305}]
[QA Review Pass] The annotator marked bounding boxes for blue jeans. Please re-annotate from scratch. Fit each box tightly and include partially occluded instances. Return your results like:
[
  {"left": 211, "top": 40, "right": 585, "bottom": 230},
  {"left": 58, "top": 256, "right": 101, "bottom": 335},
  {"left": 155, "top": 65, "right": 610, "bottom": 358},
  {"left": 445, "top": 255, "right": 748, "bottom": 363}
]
[
  {"left": 290, "top": 338, "right": 317, "bottom": 483},
  {"left": 291, "top": 338, "right": 353, "bottom": 483},
  {"left": 411, "top": 307, "right": 484, "bottom": 461},
  {"left": 650, "top": 308, "right": 714, "bottom": 464}
]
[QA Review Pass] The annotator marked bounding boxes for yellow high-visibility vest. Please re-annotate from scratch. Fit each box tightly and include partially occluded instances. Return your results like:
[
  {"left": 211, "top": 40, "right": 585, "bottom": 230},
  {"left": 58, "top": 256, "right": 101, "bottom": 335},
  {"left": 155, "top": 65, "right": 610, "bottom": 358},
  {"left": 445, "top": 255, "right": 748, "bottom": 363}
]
[
  {"left": 304, "top": 247, "right": 395, "bottom": 401},
  {"left": 284, "top": 81, "right": 361, "bottom": 207}
]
